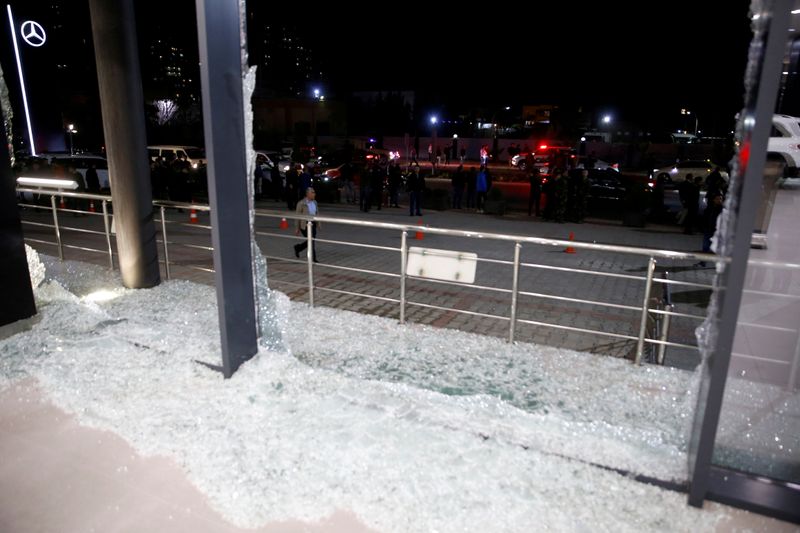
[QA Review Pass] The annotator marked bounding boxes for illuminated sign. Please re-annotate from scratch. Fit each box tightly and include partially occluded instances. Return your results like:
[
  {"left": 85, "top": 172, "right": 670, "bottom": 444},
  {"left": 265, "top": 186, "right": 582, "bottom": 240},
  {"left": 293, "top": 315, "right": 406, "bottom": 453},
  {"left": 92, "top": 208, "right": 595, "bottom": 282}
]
[
  {"left": 6, "top": 5, "right": 37, "bottom": 155},
  {"left": 20, "top": 20, "right": 45, "bottom": 47}
]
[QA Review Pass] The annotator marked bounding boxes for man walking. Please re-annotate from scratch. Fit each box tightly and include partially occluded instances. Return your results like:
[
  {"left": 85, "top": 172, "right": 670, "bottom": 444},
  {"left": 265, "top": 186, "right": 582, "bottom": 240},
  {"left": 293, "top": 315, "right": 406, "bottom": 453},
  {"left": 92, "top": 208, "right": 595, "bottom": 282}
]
[{"left": 294, "top": 187, "right": 320, "bottom": 262}]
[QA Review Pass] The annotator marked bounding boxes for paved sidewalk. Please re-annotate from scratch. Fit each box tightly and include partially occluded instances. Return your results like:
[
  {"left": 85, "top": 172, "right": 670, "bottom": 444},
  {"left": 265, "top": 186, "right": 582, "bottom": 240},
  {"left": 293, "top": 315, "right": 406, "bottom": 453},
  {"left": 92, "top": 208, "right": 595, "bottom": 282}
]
[{"left": 18, "top": 197, "right": 716, "bottom": 369}]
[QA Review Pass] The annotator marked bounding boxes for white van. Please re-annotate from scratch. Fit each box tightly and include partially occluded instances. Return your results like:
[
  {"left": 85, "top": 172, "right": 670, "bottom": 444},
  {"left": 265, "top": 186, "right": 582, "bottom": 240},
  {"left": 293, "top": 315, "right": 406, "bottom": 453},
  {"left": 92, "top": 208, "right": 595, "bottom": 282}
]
[
  {"left": 40, "top": 153, "right": 111, "bottom": 190},
  {"left": 148, "top": 145, "right": 207, "bottom": 169}
]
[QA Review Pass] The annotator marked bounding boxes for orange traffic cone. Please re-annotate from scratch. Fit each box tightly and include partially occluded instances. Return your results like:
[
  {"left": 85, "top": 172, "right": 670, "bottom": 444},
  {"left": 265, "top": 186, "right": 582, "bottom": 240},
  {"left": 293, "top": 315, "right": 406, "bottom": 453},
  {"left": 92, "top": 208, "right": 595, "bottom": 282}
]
[
  {"left": 88, "top": 200, "right": 96, "bottom": 213},
  {"left": 564, "top": 231, "right": 576, "bottom": 254},
  {"left": 415, "top": 219, "right": 424, "bottom": 240},
  {"left": 279, "top": 217, "right": 289, "bottom": 230},
  {"left": 59, "top": 196, "right": 66, "bottom": 209},
  {"left": 189, "top": 209, "right": 198, "bottom": 224}
]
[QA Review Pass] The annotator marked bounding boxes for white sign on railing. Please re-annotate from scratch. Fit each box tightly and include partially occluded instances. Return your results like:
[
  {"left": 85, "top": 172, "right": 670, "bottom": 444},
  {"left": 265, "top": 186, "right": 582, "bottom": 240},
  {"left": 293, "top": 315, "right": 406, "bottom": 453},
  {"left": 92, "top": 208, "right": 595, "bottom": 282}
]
[{"left": 406, "top": 246, "right": 477, "bottom": 284}]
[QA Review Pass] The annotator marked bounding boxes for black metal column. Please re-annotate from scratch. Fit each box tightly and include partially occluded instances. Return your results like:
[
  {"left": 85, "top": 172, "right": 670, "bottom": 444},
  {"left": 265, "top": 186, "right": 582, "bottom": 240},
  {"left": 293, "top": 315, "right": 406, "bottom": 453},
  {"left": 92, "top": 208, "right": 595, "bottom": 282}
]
[
  {"left": 195, "top": 0, "right": 257, "bottom": 378},
  {"left": 688, "top": 0, "right": 791, "bottom": 508},
  {"left": 0, "top": 103, "right": 36, "bottom": 326},
  {"left": 88, "top": 0, "right": 160, "bottom": 289}
]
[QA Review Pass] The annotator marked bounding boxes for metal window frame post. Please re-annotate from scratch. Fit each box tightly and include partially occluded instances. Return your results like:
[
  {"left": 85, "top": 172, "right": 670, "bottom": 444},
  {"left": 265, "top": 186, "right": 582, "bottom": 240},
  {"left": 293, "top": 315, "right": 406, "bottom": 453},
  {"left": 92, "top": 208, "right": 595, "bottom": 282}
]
[
  {"left": 508, "top": 242, "right": 521, "bottom": 343},
  {"left": 635, "top": 256, "right": 656, "bottom": 364},
  {"left": 688, "top": 0, "right": 793, "bottom": 514},
  {"left": 50, "top": 194, "right": 63, "bottom": 260},
  {"left": 101, "top": 199, "right": 113, "bottom": 269},
  {"left": 400, "top": 230, "right": 408, "bottom": 323},
  {"left": 159, "top": 206, "right": 170, "bottom": 280},
  {"left": 195, "top": 0, "right": 258, "bottom": 378},
  {"left": 306, "top": 222, "right": 314, "bottom": 307}
]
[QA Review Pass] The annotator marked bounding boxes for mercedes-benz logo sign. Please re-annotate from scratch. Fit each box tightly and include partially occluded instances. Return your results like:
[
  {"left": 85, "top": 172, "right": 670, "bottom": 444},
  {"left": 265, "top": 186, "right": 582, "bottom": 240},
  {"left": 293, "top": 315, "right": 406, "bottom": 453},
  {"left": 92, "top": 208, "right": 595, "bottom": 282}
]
[{"left": 20, "top": 20, "right": 46, "bottom": 47}]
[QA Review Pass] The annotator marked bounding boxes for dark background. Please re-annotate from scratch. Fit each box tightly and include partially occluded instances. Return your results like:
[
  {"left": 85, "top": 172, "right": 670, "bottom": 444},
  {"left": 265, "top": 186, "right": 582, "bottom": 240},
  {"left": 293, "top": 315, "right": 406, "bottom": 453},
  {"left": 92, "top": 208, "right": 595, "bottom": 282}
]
[{"left": 0, "top": 0, "right": 753, "bottom": 152}]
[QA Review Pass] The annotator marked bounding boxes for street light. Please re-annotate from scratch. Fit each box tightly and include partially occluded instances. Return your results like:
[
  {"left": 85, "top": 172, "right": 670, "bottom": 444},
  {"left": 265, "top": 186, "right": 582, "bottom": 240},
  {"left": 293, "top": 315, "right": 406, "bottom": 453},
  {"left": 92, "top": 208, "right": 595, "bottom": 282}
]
[
  {"left": 67, "top": 124, "right": 78, "bottom": 155},
  {"left": 430, "top": 115, "right": 438, "bottom": 165},
  {"left": 602, "top": 115, "right": 612, "bottom": 124},
  {"left": 311, "top": 89, "right": 324, "bottom": 149},
  {"left": 681, "top": 108, "right": 699, "bottom": 136}
]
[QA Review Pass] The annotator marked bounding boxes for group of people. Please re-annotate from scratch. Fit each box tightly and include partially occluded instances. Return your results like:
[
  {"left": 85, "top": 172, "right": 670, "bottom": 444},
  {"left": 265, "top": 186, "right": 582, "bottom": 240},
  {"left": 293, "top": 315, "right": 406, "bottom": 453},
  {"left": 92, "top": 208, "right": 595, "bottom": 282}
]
[
  {"left": 254, "top": 154, "right": 283, "bottom": 203},
  {"left": 524, "top": 167, "right": 591, "bottom": 223},
  {"left": 15, "top": 157, "right": 101, "bottom": 212},
  {"left": 677, "top": 167, "right": 727, "bottom": 266},
  {"left": 149, "top": 153, "right": 195, "bottom": 203},
  {"left": 448, "top": 164, "right": 494, "bottom": 212}
]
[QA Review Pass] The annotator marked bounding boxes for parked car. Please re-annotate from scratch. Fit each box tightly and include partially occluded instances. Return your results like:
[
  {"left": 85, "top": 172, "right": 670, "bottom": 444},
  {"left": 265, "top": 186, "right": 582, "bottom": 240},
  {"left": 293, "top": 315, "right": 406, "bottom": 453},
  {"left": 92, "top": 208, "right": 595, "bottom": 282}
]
[
  {"left": 148, "top": 145, "right": 207, "bottom": 169},
  {"left": 768, "top": 114, "right": 800, "bottom": 176},
  {"left": 575, "top": 156, "right": 619, "bottom": 172},
  {"left": 586, "top": 169, "right": 626, "bottom": 203},
  {"left": 317, "top": 164, "right": 345, "bottom": 182},
  {"left": 650, "top": 159, "right": 728, "bottom": 185},
  {"left": 255, "top": 150, "right": 292, "bottom": 176},
  {"left": 511, "top": 145, "right": 574, "bottom": 173}
]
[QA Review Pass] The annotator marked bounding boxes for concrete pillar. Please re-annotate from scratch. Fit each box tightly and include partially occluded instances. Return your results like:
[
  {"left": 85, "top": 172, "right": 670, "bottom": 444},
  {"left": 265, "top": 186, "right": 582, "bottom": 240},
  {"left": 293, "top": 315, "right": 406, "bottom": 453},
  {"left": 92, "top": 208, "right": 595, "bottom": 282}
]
[
  {"left": 0, "top": 103, "right": 36, "bottom": 326},
  {"left": 88, "top": 0, "right": 160, "bottom": 288}
]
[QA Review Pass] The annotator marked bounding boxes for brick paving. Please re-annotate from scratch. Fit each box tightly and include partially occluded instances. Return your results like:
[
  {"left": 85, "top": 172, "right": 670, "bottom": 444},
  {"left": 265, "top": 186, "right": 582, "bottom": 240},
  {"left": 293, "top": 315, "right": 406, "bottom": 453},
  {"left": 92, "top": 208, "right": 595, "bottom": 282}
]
[{"left": 17, "top": 195, "right": 716, "bottom": 369}]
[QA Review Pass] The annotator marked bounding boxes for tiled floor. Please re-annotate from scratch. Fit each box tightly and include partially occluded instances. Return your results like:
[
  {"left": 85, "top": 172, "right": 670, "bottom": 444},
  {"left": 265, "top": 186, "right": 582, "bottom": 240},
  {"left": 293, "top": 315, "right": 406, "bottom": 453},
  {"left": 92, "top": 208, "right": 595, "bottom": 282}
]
[{"left": 0, "top": 380, "right": 375, "bottom": 533}]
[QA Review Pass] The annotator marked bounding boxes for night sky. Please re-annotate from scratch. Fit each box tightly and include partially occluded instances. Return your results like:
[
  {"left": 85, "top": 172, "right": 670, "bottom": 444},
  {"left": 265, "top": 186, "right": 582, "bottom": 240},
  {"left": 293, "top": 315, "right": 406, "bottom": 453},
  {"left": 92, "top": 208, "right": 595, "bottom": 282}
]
[
  {"left": 148, "top": 0, "right": 753, "bottom": 117},
  {"left": 300, "top": 2, "right": 752, "bottom": 121},
  {"left": 1, "top": 0, "right": 754, "bottom": 149}
]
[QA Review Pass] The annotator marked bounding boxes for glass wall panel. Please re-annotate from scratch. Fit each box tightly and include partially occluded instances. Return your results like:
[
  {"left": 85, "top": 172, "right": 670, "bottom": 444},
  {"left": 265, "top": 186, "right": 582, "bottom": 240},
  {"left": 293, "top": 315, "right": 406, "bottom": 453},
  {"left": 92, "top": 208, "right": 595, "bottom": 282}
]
[{"left": 712, "top": 10, "right": 800, "bottom": 483}]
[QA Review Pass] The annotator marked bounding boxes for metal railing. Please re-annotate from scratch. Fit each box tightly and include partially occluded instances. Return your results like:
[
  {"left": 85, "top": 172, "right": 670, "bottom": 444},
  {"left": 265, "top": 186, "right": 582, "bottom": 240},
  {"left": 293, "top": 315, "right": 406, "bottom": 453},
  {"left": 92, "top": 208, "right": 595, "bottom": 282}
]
[{"left": 17, "top": 188, "right": 724, "bottom": 365}]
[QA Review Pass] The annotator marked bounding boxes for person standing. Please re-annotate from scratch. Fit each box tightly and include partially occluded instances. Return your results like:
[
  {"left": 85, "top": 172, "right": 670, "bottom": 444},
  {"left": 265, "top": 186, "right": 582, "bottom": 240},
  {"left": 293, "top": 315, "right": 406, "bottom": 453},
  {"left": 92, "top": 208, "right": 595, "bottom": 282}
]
[
  {"left": 451, "top": 164, "right": 465, "bottom": 209},
  {"left": 528, "top": 167, "right": 542, "bottom": 217},
  {"left": 85, "top": 163, "right": 100, "bottom": 193},
  {"left": 705, "top": 166, "right": 728, "bottom": 202},
  {"left": 550, "top": 168, "right": 569, "bottom": 223},
  {"left": 574, "top": 169, "right": 590, "bottom": 223},
  {"left": 67, "top": 165, "right": 86, "bottom": 213},
  {"left": 465, "top": 166, "right": 477, "bottom": 209},
  {"left": 293, "top": 187, "right": 320, "bottom": 262},
  {"left": 475, "top": 165, "right": 491, "bottom": 213},
  {"left": 388, "top": 161, "right": 402, "bottom": 207},
  {"left": 370, "top": 163, "right": 384, "bottom": 211},
  {"left": 341, "top": 162, "right": 356, "bottom": 204},
  {"left": 682, "top": 175, "right": 701, "bottom": 235},
  {"left": 285, "top": 164, "right": 300, "bottom": 210},
  {"left": 360, "top": 162, "right": 373, "bottom": 212},
  {"left": 407, "top": 164, "right": 423, "bottom": 216},
  {"left": 697, "top": 193, "right": 724, "bottom": 267},
  {"left": 298, "top": 166, "right": 312, "bottom": 201},
  {"left": 270, "top": 163, "right": 282, "bottom": 201}
]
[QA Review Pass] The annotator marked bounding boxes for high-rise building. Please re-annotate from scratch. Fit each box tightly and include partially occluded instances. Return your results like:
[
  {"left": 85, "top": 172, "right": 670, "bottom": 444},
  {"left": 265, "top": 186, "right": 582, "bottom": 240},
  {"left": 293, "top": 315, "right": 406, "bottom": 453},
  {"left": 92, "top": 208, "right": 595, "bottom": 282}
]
[
  {"left": 146, "top": 38, "right": 197, "bottom": 104},
  {"left": 246, "top": 14, "right": 323, "bottom": 98}
]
